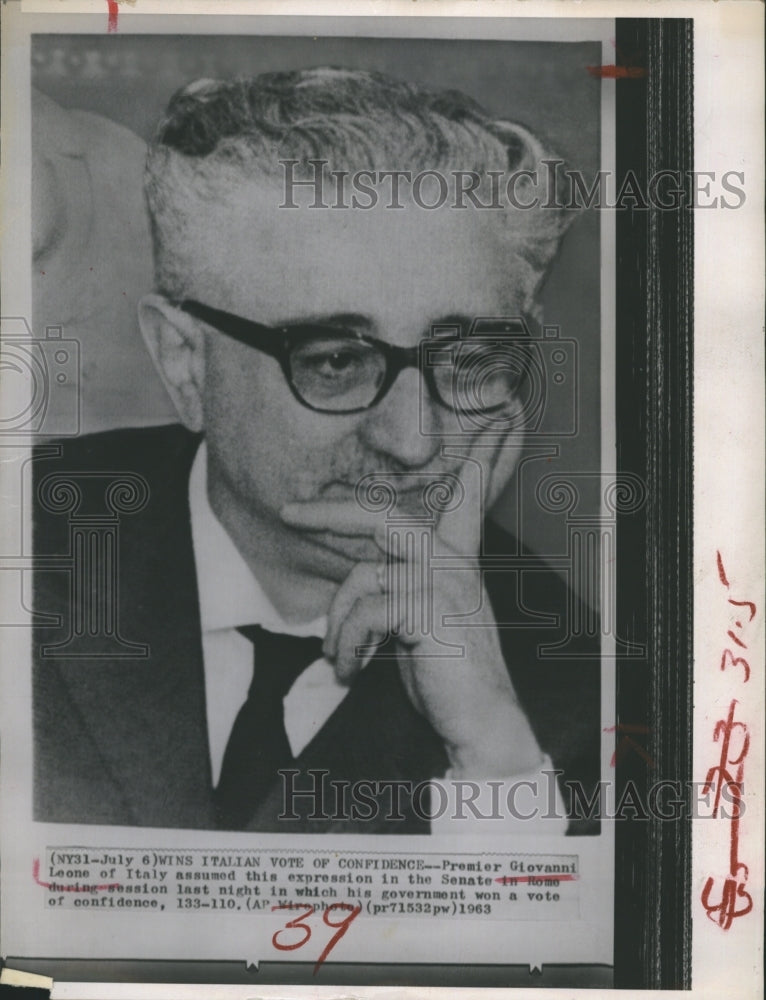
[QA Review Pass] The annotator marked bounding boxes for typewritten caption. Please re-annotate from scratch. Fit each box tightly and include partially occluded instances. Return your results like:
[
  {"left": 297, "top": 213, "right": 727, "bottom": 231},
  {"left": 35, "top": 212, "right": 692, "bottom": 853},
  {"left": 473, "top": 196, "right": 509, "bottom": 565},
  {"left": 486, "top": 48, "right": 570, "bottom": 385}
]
[{"left": 38, "top": 848, "right": 580, "bottom": 922}]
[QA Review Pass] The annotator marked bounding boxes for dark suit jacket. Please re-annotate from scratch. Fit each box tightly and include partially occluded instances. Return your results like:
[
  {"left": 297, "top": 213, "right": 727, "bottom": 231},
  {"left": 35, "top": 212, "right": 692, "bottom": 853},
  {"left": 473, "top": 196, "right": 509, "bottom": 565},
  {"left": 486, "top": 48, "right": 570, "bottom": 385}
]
[{"left": 32, "top": 425, "right": 600, "bottom": 834}]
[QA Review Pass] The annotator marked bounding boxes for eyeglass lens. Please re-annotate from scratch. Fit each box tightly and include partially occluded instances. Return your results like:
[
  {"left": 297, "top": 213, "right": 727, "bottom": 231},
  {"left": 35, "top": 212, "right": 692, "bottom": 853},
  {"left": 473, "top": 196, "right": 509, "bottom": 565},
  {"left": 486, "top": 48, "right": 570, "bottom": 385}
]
[
  {"left": 288, "top": 334, "right": 526, "bottom": 413},
  {"left": 289, "top": 336, "right": 387, "bottom": 410}
]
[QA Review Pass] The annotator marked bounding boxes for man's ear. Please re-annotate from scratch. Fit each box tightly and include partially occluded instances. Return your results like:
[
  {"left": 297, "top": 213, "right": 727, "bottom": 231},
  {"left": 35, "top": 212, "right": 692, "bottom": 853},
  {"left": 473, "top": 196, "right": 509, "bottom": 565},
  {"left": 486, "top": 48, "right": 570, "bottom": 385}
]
[{"left": 138, "top": 294, "right": 206, "bottom": 432}]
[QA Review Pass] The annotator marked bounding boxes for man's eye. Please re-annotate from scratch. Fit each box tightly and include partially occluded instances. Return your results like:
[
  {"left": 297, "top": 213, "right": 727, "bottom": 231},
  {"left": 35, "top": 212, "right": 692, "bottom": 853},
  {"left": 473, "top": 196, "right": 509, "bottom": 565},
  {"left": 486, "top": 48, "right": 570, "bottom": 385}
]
[
  {"left": 315, "top": 350, "right": 360, "bottom": 375},
  {"left": 290, "top": 337, "right": 380, "bottom": 389},
  {"left": 302, "top": 346, "right": 365, "bottom": 379}
]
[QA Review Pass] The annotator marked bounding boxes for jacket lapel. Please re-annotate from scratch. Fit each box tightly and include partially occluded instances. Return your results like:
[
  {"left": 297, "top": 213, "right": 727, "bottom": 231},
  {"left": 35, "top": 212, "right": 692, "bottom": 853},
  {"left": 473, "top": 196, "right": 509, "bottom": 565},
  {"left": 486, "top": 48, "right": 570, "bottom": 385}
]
[{"left": 35, "top": 427, "right": 216, "bottom": 829}]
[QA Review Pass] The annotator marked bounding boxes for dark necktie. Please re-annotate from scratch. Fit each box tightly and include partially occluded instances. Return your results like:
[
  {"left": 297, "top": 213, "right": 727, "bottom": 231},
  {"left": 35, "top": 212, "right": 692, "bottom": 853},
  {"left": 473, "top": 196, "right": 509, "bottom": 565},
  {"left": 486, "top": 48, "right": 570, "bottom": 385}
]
[{"left": 214, "top": 624, "right": 323, "bottom": 830}]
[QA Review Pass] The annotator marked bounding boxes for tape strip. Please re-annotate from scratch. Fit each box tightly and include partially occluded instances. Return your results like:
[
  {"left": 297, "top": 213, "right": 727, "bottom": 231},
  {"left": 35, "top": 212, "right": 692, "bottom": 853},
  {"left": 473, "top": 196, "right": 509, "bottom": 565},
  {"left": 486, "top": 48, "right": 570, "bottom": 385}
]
[{"left": 0, "top": 967, "right": 53, "bottom": 992}]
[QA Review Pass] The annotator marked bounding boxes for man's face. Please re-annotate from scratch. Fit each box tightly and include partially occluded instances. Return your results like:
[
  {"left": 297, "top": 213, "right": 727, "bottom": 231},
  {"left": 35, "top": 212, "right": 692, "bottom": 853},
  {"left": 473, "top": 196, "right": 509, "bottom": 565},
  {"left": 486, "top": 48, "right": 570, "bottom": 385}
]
[{"left": 186, "top": 180, "right": 526, "bottom": 582}]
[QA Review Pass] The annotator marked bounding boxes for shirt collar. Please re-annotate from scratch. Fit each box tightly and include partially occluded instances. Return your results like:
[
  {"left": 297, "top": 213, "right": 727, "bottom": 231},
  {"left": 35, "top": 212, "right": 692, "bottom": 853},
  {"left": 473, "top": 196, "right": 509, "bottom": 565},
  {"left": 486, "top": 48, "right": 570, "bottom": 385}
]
[{"left": 188, "top": 441, "right": 326, "bottom": 639}]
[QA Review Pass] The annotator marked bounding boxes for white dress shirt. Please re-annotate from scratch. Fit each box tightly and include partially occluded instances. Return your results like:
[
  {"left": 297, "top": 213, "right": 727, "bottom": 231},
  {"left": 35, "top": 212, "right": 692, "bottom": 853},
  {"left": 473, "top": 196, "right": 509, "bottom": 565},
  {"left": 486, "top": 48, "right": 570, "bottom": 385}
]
[{"left": 189, "top": 442, "right": 567, "bottom": 834}]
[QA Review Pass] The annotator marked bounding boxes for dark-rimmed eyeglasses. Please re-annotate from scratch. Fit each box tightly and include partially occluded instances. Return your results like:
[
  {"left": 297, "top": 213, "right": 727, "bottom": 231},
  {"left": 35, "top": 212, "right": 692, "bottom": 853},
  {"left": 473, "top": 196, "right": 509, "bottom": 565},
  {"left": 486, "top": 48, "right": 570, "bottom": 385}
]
[{"left": 177, "top": 298, "right": 529, "bottom": 416}]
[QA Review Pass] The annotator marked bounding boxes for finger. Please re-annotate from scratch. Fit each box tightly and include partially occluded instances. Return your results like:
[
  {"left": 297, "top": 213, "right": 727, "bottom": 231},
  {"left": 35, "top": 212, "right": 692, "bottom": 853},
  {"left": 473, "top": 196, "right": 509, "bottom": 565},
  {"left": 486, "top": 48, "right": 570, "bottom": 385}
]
[
  {"left": 324, "top": 561, "right": 382, "bottom": 662},
  {"left": 371, "top": 523, "right": 432, "bottom": 576},
  {"left": 333, "top": 595, "right": 392, "bottom": 684},
  {"left": 280, "top": 500, "right": 382, "bottom": 537},
  {"left": 372, "top": 541, "right": 432, "bottom": 646}
]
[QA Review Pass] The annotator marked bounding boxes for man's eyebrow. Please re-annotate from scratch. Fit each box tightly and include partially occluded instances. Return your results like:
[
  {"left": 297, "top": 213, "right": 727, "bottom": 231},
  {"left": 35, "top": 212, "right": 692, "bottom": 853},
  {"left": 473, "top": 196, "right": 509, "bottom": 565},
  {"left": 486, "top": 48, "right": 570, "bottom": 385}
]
[
  {"left": 271, "top": 311, "right": 482, "bottom": 336},
  {"left": 273, "top": 312, "right": 373, "bottom": 331}
]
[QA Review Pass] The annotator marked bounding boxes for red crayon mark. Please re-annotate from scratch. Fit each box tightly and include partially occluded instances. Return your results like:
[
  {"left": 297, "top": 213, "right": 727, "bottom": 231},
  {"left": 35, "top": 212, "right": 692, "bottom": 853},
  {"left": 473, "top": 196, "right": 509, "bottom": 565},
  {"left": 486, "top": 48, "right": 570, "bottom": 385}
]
[
  {"left": 107, "top": 0, "right": 119, "bottom": 32},
  {"left": 272, "top": 902, "right": 361, "bottom": 974},
  {"left": 701, "top": 553, "right": 755, "bottom": 930},
  {"left": 594, "top": 40, "right": 647, "bottom": 81},
  {"left": 703, "top": 701, "right": 748, "bottom": 826},
  {"left": 700, "top": 699, "right": 753, "bottom": 929},
  {"left": 716, "top": 550, "right": 730, "bottom": 587},
  {"left": 728, "top": 597, "right": 757, "bottom": 620},
  {"left": 701, "top": 865, "right": 753, "bottom": 931},
  {"left": 603, "top": 723, "right": 654, "bottom": 768},
  {"left": 717, "top": 552, "right": 757, "bottom": 622},
  {"left": 272, "top": 903, "right": 314, "bottom": 951},
  {"left": 717, "top": 552, "right": 757, "bottom": 667},
  {"left": 720, "top": 648, "right": 751, "bottom": 683},
  {"left": 33, "top": 857, "right": 120, "bottom": 892},
  {"left": 495, "top": 874, "right": 578, "bottom": 885},
  {"left": 587, "top": 65, "right": 647, "bottom": 79},
  {"left": 726, "top": 630, "right": 747, "bottom": 649}
]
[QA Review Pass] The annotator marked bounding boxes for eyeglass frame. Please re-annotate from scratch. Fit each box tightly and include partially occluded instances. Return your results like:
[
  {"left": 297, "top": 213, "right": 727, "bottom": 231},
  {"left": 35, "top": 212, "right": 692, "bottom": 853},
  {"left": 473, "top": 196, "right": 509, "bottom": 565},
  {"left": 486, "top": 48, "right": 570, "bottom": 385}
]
[{"left": 175, "top": 298, "right": 530, "bottom": 416}]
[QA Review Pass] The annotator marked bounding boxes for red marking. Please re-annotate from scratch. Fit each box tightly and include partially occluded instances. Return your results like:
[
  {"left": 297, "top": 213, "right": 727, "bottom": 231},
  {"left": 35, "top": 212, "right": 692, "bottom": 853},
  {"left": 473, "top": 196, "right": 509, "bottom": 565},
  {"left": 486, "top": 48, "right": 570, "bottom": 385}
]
[
  {"left": 703, "top": 700, "right": 748, "bottom": 821},
  {"left": 700, "top": 698, "right": 753, "bottom": 929},
  {"left": 313, "top": 902, "right": 362, "bottom": 974},
  {"left": 715, "top": 551, "right": 757, "bottom": 612},
  {"left": 107, "top": 0, "right": 119, "bottom": 32},
  {"left": 720, "top": 648, "right": 751, "bottom": 683},
  {"left": 587, "top": 65, "right": 646, "bottom": 79},
  {"left": 701, "top": 866, "right": 753, "bottom": 930},
  {"left": 702, "top": 552, "right": 755, "bottom": 929},
  {"left": 603, "top": 724, "right": 654, "bottom": 768},
  {"left": 718, "top": 557, "right": 756, "bottom": 650},
  {"left": 272, "top": 903, "right": 314, "bottom": 951},
  {"left": 496, "top": 874, "right": 578, "bottom": 885},
  {"left": 717, "top": 550, "right": 730, "bottom": 587},
  {"left": 728, "top": 597, "right": 757, "bottom": 620},
  {"left": 726, "top": 630, "right": 747, "bottom": 649},
  {"left": 33, "top": 858, "right": 120, "bottom": 892},
  {"left": 272, "top": 902, "right": 361, "bottom": 974}
]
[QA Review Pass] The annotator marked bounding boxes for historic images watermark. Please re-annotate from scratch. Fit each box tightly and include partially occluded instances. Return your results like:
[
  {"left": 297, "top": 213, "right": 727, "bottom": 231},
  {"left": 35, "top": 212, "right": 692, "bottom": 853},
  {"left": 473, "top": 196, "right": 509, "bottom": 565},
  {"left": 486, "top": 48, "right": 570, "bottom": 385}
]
[
  {"left": 278, "top": 770, "right": 744, "bottom": 824},
  {"left": 1, "top": 315, "right": 151, "bottom": 650},
  {"left": 344, "top": 315, "right": 644, "bottom": 662},
  {"left": 279, "top": 160, "right": 747, "bottom": 212},
  {"left": 0, "top": 317, "right": 80, "bottom": 438}
]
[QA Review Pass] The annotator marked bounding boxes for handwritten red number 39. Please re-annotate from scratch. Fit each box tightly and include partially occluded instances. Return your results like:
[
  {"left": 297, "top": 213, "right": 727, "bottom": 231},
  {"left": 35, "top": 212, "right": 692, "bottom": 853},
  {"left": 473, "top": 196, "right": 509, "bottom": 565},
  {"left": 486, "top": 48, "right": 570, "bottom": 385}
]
[{"left": 271, "top": 902, "right": 362, "bottom": 973}]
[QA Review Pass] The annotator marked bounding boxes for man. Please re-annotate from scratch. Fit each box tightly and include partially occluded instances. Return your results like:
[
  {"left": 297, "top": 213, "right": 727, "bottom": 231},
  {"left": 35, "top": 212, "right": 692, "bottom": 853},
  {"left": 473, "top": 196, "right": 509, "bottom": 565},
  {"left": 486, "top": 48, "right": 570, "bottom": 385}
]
[{"left": 33, "top": 68, "right": 599, "bottom": 834}]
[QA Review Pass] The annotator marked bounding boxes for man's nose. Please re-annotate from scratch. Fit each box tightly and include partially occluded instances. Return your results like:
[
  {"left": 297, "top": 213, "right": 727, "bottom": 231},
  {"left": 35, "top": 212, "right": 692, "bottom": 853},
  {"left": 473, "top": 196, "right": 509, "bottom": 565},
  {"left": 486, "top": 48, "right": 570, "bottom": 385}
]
[{"left": 359, "top": 366, "right": 442, "bottom": 468}]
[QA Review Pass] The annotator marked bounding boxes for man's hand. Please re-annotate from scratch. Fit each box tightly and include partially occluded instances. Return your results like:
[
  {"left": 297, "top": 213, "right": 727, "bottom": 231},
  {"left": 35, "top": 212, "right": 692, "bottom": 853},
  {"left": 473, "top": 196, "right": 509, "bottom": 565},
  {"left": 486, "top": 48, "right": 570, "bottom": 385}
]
[{"left": 280, "top": 439, "right": 543, "bottom": 780}]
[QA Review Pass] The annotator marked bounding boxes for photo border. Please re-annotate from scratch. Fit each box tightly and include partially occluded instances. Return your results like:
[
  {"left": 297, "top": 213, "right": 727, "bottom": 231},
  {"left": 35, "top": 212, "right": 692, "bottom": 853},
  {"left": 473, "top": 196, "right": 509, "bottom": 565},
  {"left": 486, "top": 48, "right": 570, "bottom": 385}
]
[
  {"left": 613, "top": 17, "right": 694, "bottom": 991},
  {"left": 0, "top": 8, "right": 702, "bottom": 994}
]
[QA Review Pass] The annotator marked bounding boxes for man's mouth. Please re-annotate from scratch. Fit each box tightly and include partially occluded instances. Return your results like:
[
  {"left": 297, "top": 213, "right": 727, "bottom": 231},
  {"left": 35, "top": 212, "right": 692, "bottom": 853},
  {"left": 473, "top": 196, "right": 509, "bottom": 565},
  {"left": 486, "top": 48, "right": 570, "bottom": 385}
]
[
  {"left": 298, "top": 528, "right": 382, "bottom": 566},
  {"left": 320, "top": 479, "right": 452, "bottom": 518}
]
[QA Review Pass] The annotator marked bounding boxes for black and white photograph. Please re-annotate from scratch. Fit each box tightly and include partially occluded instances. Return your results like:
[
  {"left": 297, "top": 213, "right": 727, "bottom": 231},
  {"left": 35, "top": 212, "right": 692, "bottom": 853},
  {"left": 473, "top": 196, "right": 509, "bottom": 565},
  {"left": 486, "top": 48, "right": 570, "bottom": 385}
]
[
  {"left": 29, "top": 31, "right": 605, "bottom": 838},
  {"left": 0, "top": 2, "right": 763, "bottom": 997}
]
